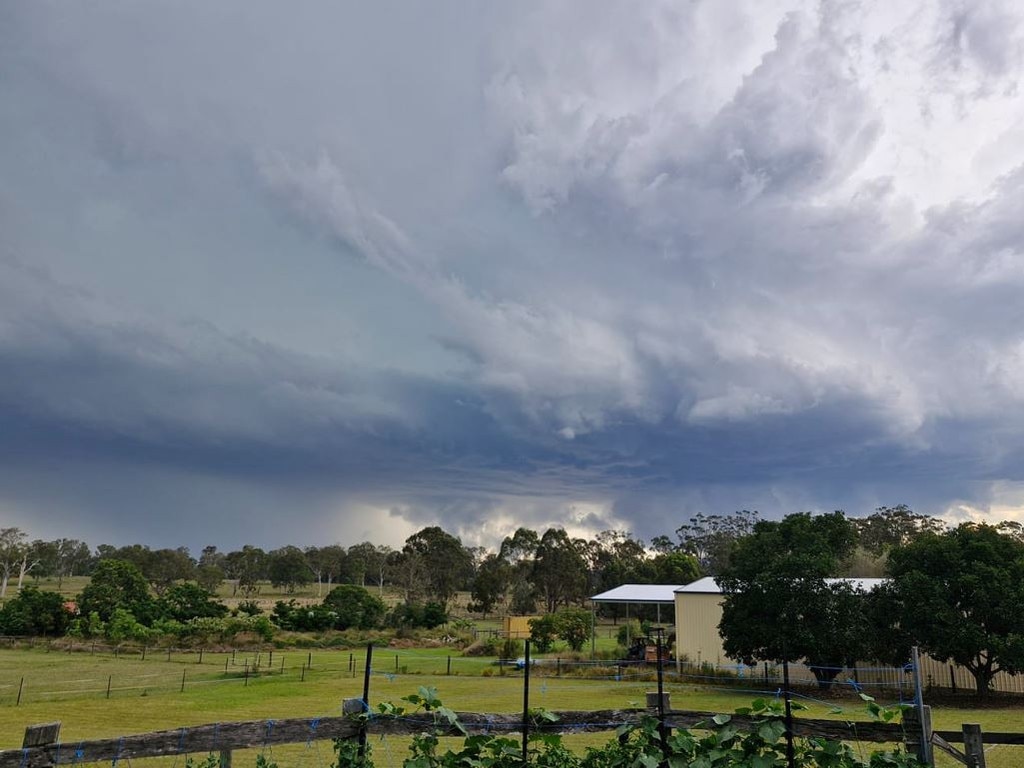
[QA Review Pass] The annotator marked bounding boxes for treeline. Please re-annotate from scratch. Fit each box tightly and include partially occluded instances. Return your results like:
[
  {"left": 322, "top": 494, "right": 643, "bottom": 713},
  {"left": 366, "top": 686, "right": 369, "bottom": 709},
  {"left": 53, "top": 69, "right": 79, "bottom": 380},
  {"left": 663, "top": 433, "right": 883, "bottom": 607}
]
[
  {"left": 0, "top": 505, "right": 953, "bottom": 610},
  {"left": 4, "top": 507, "right": 1024, "bottom": 696}
]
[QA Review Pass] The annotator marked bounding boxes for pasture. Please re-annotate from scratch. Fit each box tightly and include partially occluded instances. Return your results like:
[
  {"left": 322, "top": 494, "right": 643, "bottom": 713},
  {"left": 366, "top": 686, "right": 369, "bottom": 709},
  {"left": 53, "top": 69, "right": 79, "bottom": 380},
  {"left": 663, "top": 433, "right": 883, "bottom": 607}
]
[{"left": 2, "top": 646, "right": 1023, "bottom": 767}]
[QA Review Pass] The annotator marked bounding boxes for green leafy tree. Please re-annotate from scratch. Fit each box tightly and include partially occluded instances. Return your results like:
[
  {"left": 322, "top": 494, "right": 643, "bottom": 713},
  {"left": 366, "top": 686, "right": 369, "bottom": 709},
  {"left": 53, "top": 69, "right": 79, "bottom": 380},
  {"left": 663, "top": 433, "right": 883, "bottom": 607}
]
[
  {"left": 673, "top": 510, "right": 759, "bottom": 575},
  {"left": 143, "top": 548, "right": 197, "bottom": 596},
  {"left": 77, "top": 559, "right": 157, "bottom": 624},
  {"left": 717, "top": 511, "right": 866, "bottom": 689},
  {"left": 468, "top": 553, "right": 510, "bottom": 616},
  {"left": 0, "top": 527, "right": 29, "bottom": 598},
  {"left": 882, "top": 523, "right": 1024, "bottom": 695},
  {"left": 105, "top": 607, "right": 151, "bottom": 643},
  {"left": 160, "top": 583, "right": 228, "bottom": 621},
  {"left": 533, "top": 528, "right": 588, "bottom": 612},
  {"left": 401, "top": 527, "right": 474, "bottom": 609},
  {"left": 650, "top": 551, "right": 700, "bottom": 585},
  {"left": 224, "top": 545, "right": 267, "bottom": 596},
  {"left": 500, "top": 527, "right": 541, "bottom": 614},
  {"left": 554, "top": 607, "right": 593, "bottom": 652},
  {"left": 852, "top": 505, "right": 946, "bottom": 556},
  {"left": 323, "top": 584, "right": 386, "bottom": 630},
  {"left": 305, "top": 544, "right": 347, "bottom": 597},
  {"left": 267, "top": 546, "right": 312, "bottom": 593},
  {"left": 27, "top": 540, "right": 59, "bottom": 581},
  {"left": 0, "top": 586, "right": 72, "bottom": 636},
  {"left": 528, "top": 614, "right": 558, "bottom": 652}
]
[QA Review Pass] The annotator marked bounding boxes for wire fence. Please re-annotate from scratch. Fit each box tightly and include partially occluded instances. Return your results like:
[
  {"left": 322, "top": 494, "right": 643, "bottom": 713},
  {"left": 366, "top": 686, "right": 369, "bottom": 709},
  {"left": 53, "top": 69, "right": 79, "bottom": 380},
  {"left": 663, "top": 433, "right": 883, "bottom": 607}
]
[{"left": 0, "top": 648, "right": 943, "bottom": 708}]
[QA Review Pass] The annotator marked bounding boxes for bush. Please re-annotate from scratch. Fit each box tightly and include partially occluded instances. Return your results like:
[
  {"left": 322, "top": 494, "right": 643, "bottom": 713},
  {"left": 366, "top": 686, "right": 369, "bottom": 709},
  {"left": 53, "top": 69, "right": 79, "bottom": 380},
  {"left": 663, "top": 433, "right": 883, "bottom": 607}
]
[
  {"left": 0, "top": 587, "right": 72, "bottom": 636},
  {"left": 271, "top": 600, "right": 337, "bottom": 632},
  {"left": 528, "top": 614, "right": 558, "bottom": 653},
  {"left": 324, "top": 585, "right": 386, "bottom": 630},
  {"left": 554, "top": 607, "right": 592, "bottom": 652},
  {"left": 616, "top": 620, "right": 643, "bottom": 647},
  {"left": 105, "top": 608, "right": 151, "bottom": 643},
  {"left": 386, "top": 601, "right": 448, "bottom": 630}
]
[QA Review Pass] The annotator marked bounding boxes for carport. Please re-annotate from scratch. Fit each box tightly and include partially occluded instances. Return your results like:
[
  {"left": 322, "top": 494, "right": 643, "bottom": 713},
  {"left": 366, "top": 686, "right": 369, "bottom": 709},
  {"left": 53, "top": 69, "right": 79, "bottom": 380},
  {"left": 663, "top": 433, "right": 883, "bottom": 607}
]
[{"left": 588, "top": 583, "right": 684, "bottom": 655}]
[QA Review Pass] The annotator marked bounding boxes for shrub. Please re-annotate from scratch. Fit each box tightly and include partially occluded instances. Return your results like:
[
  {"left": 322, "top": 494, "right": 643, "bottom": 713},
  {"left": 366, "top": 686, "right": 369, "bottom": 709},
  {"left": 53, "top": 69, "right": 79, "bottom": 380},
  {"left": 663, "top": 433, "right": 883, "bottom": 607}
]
[
  {"left": 528, "top": 614, "right": 558, "bottom": 653},
  {"left": 554, "top": 607, "right": 592, "bottom": 652},
  {"left": 324, "top": 585, "right": 386, "bottom": 630},
  {"left": 0, "top": 586, "right": 72, "bottom": 636},
  {"left": 105, "top": 608, "right": 151, "bottom": 643},
  {"left": 616, "top": 619, "right": 643, "bottom": 647},
  {"left": 271, "top": 600, "right": 337, "bottom": 632}
]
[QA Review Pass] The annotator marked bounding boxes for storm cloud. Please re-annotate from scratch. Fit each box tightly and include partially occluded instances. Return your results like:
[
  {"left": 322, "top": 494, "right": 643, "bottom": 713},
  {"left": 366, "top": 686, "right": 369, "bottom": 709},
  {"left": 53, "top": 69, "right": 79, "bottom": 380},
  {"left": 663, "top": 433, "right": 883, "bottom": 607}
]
[{"left": 3, "top": 1, "right": 1024, "bottom": 551}]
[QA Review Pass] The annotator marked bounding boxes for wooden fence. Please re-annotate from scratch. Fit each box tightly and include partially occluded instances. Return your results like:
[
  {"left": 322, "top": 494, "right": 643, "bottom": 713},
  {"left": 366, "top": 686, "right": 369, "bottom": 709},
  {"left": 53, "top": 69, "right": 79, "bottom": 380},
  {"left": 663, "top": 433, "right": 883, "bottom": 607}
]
[{"left": 3, "top": 702, "right": 1017, "bottom": 768}]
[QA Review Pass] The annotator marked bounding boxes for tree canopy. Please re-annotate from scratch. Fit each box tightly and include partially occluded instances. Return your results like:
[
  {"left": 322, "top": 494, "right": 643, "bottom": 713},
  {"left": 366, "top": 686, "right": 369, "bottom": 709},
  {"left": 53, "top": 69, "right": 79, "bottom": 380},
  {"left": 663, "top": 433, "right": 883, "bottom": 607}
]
[
  {"left": 716, "top": 511, "right": 868, "bottom": 688},
  {"left": 882, "top": 523, "right": 1024, "bottom": 694}
]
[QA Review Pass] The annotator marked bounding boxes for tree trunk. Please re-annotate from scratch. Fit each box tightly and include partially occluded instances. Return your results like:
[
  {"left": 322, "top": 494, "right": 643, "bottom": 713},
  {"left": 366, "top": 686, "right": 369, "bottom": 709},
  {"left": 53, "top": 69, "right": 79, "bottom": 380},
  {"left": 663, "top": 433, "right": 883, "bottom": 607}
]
[
  {"left": 0, "top": 571, "right": 8, "bottom": 598},
  {"left": 969, "top": 658, "right": 995, "bottom": 697}
]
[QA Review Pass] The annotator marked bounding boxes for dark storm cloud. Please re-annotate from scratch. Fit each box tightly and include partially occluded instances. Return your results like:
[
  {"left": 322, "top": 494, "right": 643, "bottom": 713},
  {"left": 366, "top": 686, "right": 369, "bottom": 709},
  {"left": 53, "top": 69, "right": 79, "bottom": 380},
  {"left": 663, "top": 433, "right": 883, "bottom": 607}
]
[{"left": 3, "top": 1, "right": 1024, "bottom": 549}]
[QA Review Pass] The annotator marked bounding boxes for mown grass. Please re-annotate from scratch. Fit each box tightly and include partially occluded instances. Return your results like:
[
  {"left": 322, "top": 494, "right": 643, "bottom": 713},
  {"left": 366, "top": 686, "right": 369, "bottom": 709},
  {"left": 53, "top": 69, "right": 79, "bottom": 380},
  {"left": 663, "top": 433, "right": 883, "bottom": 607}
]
[{"left": 3, "top": 647, "right": 1024, "bottom": 767}]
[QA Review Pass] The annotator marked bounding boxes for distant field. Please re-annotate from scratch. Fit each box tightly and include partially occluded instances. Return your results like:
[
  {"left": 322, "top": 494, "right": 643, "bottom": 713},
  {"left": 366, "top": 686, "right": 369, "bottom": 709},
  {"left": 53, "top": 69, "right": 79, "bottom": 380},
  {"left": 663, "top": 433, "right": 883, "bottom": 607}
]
[{"left": 2, "top": 647, "right": 1024, "bottom": 768}]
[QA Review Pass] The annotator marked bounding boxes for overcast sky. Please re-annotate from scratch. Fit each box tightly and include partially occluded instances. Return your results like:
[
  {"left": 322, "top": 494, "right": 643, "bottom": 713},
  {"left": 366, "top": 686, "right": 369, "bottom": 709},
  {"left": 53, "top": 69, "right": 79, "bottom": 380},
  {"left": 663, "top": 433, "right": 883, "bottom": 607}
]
[{"left": 4, "top": 1, "right": 1024, "bottom": 553}]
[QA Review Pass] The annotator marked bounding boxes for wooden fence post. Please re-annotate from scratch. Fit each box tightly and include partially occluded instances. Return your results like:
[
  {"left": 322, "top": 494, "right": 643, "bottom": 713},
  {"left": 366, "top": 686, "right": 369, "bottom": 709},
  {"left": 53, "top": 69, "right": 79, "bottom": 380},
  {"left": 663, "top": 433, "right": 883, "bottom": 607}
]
[
  {"left": 903, "top": 705, "right": 933, "bottom": 765},
  {"left": 22, "top": 724, "right": 61, "bottom": 749},
  {"left": 963, "top": 723, "right": 986, "bottom": 768}
]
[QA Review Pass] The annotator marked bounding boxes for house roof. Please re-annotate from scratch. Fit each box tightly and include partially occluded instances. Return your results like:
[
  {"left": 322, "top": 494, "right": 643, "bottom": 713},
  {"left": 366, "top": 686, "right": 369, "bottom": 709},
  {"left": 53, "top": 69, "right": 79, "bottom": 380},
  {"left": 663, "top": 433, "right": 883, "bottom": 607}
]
[
  {"left": 590, "top": 583, "right": 685, "bottom": 604},
  {"left": 674, "top": 576, "right": 887, "bottom": 594}
]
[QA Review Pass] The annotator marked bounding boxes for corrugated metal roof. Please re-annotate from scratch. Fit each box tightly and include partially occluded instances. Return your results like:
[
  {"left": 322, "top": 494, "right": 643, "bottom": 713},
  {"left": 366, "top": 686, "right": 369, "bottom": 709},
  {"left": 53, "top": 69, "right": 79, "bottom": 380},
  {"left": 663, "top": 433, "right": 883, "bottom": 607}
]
[
  {"left": 674, "top": 576, "right": 888, "bottom": 594},
  {"left": 590, "top": 583, "right": 685, "bottom": 603}
]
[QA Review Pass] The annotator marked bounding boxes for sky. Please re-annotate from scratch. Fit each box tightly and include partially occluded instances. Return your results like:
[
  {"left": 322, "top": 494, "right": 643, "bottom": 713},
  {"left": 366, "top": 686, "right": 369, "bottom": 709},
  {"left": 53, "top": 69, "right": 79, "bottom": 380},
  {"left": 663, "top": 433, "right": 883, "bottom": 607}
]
[{"left": 4, "top": 1, "right": 1024, "bottom": 553}]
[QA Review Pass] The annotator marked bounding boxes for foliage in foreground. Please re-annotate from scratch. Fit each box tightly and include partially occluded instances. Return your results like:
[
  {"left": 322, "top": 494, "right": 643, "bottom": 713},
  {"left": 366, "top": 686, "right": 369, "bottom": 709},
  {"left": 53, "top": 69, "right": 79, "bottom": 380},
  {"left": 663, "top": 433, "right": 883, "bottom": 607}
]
[{"left": 326, "top": 687, "right": 925, "bottom": 767}]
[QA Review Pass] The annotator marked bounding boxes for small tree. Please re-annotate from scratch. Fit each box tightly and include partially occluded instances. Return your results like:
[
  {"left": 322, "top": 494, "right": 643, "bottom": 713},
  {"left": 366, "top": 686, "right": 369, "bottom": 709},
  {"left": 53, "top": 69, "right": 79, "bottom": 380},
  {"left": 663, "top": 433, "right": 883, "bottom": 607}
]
[
  {"left": 528, "top": 614, "right": 558, "bottom": 652},
  {"left": 78, "top": 559, "right": 157, "bottom": 624},
  {"left": 323, "top": 584, "right": 386, "bottom": 630},
  {"left": 555, "top": 607, "right": 592, "bottom": 652},
  {"left": 160, "top": 583, "right": 228, "bottom": 621}
]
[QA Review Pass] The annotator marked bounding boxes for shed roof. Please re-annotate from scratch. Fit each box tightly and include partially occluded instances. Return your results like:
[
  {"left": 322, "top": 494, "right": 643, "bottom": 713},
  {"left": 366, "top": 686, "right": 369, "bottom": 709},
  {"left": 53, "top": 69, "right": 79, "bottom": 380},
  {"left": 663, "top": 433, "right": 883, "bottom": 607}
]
[
  {"left": 674, "top": 576, "right": 887, "bottom": 594},
  {"left": 590, "top": 583, "right": 685, "bottom": 604}
]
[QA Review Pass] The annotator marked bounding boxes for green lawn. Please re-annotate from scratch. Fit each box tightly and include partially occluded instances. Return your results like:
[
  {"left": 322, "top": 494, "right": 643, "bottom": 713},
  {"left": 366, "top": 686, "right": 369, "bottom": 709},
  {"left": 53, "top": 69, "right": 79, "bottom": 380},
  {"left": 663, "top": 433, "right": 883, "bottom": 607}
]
[{"left": 2, "top": 647, "right": 1022, "bottom": 767}]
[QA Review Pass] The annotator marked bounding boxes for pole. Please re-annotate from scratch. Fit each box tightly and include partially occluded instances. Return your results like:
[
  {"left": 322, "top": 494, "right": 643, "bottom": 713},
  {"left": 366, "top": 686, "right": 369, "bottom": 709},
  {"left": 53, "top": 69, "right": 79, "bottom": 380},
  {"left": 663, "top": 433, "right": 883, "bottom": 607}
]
[
  {"left": 522, "top": 640, "right": 531, "bottom": 765},
  {"left": 590, "top": 607, "right": 596, "bottom": 658},
  {"left": 106, "top": 675, "right": 112, "bottom": 699},
  {"left": 782, "top": 659, "right": 794, "bottom": 768},
  {"left": 181, "top": 668, "right": 187, "bottom": 692},
  {"left": 910, "top": 647, "right": 933, "bottom": 765},
  {"left": 656, "top": 628, "right": 668, "bottom": 763},
  {"left": 198, "top": 649, "right": 203, "bottom": 665},
  {"left": 358, "top": 643, "right": 374, "bottom": 762},
  {"left": 447, "top": 655, "right": 451, "bottom": 676},
  {"left": 244, "top": 660, "right": 249, "bottom": 687},
  {"left": 16, "top": 677, "right": 24, "bottom": 706}
]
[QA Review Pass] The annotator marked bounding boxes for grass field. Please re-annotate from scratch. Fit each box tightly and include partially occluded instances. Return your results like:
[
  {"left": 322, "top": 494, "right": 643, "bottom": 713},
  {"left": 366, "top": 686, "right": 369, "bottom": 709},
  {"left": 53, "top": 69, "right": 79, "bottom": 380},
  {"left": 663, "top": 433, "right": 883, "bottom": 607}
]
[{"left": 2, "top": 646, "right": 1022, "bottom": 768}]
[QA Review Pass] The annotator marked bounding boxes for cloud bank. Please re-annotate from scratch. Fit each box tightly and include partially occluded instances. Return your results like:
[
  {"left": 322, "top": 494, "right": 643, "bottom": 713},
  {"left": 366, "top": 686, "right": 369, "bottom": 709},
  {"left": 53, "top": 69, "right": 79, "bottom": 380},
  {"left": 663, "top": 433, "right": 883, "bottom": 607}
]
[{"left": 3, "top": 1, "right": 1024, "bottom": 550}]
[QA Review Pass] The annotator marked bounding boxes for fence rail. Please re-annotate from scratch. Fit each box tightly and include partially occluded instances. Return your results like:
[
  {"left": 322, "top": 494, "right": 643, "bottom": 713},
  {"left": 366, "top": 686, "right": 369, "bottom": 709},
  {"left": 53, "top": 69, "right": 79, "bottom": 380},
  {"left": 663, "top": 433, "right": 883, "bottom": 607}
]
[{"left": 0, "top": 706, "right": 911, "bottom": 768}]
